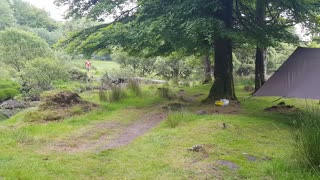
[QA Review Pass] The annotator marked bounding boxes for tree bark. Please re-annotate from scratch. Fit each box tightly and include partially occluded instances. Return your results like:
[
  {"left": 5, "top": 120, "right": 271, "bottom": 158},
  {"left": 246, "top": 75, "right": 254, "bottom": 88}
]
[
  {"left": 255, "top": 47, "right": 267, "bottom": 91},
  {"left": 255, "top": 0, "right": 267, "bottom": 91},
  {"left": 202, "top": 54, "right": 212, "bottom": 84},
  {"left": 204, "top": 0, "right": 236, "bottom": 102},
  {"left": 205, "top": 38, "right": 236, "bottom": 101}
]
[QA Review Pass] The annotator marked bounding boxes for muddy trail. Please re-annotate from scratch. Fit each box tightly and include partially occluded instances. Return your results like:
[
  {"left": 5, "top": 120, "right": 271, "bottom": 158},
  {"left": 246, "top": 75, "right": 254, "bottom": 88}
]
[{"left": 49, "top": 111, "right": 166, "bottom": 153}]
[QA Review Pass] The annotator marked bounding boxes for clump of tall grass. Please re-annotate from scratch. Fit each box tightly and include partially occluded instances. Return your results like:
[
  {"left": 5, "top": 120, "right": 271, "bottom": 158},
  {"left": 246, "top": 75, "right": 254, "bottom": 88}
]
[
  {"left": 293, "top": 106, "right": 320, "bottom": 172},
  {"left": 166, "top": 111, "right": 196, "bottom": 128},
  {"left": 127, "top": 78, "right": 142, "bottom": 96},
  {"left": 108, "top": 85, "right": 127, "bottom": 102},
  {"left": 99, "top": 89, "right": 107, "bottom": 102},
  {"left": 11, "top": 128, "right": 34, "bottom": 144},
  {"left": 157, "top": 85, "right": 175, "bottom": 100}
]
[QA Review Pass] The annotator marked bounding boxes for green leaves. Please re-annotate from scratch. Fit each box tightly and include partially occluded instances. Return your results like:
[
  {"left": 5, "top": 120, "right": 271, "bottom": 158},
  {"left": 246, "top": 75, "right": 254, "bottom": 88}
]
[
  {"left": 12, "top": 0, "right": 58, "bottom": 31},
  {"left": 0, "top": 0, "right": 15, "bottom": 30},
  {"left": 0, "top": 28, "right": 52, "bottom": 72}
]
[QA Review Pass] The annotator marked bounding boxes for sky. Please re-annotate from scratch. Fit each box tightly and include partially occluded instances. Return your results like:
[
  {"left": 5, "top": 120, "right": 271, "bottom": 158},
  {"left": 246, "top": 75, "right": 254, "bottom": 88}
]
[{"left": 23, "top": 0, "right": 66, "bottom": 21}]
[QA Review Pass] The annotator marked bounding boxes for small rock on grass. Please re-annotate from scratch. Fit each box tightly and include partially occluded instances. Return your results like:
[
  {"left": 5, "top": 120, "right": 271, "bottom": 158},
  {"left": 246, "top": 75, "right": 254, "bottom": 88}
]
[
  {"left": 216, "top": 160, "right": 240, "bottom": 171},
  {"left": 245, "top": 155, "right": 257, "bottom": 162},
  {"left": 188, "top": 144, "right": 204, "bottom": 152}
]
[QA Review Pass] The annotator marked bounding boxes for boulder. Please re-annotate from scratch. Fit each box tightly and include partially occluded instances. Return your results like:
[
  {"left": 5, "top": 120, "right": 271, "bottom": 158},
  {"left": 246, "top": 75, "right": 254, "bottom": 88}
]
[{"left": 0, "top": 100, "right": 25, "bottom": 109}]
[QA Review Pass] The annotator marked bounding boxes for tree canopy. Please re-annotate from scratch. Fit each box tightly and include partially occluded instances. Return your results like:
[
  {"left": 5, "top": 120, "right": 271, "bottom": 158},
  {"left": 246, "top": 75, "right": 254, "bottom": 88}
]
[
  {"left": 55, "top": 0, "right": 320, "bottom": 101},
  {"left": 0, "top": 28, "right": 52, "bottom": 72},
  {"left": 0, "top": 0, "right": 15, "bottom": 30},
  {"left": 12, "top": 0, "right": 58, "bottom": 31}
]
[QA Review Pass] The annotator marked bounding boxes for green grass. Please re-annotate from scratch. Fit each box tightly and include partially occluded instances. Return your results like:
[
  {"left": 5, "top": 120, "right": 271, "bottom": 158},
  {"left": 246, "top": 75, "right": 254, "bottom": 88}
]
[
  {"left": 0, "top": 83, "right": 317, "bottom": 179},
  {"left": 70, "top": 60, "right": 120, "bottom": 77}
]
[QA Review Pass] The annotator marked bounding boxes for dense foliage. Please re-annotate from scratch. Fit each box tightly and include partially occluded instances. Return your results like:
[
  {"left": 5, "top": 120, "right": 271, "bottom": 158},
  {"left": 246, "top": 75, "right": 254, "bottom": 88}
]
[{"left": 0, "top": 28, "right": 52, "bottom": 72}]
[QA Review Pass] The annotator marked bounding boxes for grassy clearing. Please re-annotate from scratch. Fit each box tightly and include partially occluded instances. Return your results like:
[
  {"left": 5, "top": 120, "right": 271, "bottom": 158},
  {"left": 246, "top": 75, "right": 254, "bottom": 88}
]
[
  {"left": 70, "top": 60, "right": 120, "bottom": 77},
  {"left": 0, "top": 83, "right": 318, "bottom": 179}
]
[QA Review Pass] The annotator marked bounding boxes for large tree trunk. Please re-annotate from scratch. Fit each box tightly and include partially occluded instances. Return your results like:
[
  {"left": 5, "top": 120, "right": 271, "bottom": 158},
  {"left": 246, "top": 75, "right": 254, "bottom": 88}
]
[
  {"left": 255, "top": 47, "right": 267, "bottom": 91},
  {"left": 202, "top": 54, "right": 212, "bottom": 84},
  {"left": 205, "top": 38, "right": 236, "bottom": 101},
  {"left": 255, "top": 0, "right": 267, "bottom": 91},
  {"left": 204, "top": 0, "right": 236, "bottom": 102}
]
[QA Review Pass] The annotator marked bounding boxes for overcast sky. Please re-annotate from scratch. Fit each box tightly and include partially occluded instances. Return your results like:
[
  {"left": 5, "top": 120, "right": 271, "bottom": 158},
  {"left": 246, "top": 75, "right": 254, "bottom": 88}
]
[{"left": 23, "top": 0, "right": 66, "bottom": 21}]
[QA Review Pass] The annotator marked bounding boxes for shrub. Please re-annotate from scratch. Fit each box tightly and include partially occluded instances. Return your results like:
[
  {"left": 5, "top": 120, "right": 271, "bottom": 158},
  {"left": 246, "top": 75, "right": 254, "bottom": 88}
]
[
  {"left": 0, "top": 88, "right": 19, "bottom": 102},
  {"left": 20, "top": 58, "right": 69, "bottom": 98},
  {"left": 0, "top": 79, "right": 20, "bottom": 102},
  {"left": 235, "top": 64, "right": 255, "bottom": 76},
  {"left": 293, "top": 107, "right": 320, "bottom": 171},
  {"left": 69, "top": 68, "right": 87, "bottom": 82}
]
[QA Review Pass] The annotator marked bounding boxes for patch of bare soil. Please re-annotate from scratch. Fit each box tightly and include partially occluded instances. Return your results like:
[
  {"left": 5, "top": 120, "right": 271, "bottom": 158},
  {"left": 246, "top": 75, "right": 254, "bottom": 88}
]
[
  {"left": 192, "top": 101, "right": 241, "bottom": 115},
  {"left": 49, "top": 111, "right": 166, "bottom": 153},
  {"left": 264, "top": 102, "right": 299, "bottom": 113}
]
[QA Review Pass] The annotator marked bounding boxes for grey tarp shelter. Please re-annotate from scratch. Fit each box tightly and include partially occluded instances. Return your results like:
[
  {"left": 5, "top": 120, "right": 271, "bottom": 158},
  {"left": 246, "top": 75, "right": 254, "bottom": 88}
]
[{"left": 254, "top": 47, "right": 320, "bottom": 99}]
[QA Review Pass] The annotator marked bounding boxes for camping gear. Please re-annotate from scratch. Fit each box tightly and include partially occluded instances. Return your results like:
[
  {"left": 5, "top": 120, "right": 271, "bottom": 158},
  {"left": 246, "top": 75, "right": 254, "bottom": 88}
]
[
  {"left": 215, "top": 99, "right": 230, "bottom": 106},
  {"left": 215, "top": 101, "right": 224, "bottom": 106},
  {"left": 254, "top": 47, "right": 320, "bottom": 99}
]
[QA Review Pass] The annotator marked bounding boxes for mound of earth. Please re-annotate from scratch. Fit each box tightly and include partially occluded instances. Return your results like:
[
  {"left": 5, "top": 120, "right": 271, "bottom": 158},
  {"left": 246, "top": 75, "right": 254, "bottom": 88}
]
[
  {"left": 40, "top": 91, "right": 85, "bottom": 109},
  {"left": 33, "top": 91, "right": 98, "bottom": 122},
  {"left": 264, "top": 102, "right": 298, "bottom": 113}
]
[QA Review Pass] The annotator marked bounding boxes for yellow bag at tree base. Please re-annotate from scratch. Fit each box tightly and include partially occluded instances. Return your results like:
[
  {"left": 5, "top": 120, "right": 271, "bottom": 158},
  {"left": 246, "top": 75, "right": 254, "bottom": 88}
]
[
  {"left": 215, "top": 101, "right": 224, "bottom": 106},
  {"left": 215, "top": 99, "right": 230, "bottom": 106}
]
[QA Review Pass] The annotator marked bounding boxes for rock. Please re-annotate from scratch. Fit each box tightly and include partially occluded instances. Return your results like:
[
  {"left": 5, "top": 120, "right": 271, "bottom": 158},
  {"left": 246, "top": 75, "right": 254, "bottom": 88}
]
[
  {"left": 0, "top": 100, "right": 25, "bottom": 109},
  {"left": 0, "top": 108, "right": 22, "bottom": 118},
  {"left": 245, "top": 155, "right": 257, "bottom": 162},
  {"left": 196, "top": 110, "right": 207, "bottom": 115},
  {"left": 179, "top": 96, "right": 193, "bottom": 102},
  {"left": 188, "top": 144, "right": 204, "bottom": 152},
  {"left": 216, "top": 160, "right": 240, "bottom": 171},
  {"left": 262, "top": 157, "right": 272, "bottom": 161}
]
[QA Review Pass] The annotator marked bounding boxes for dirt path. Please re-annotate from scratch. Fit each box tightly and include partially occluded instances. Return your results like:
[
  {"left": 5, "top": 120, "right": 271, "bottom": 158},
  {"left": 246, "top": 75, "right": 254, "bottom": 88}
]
[
  {"left": 49, "top": 111, "right": 166, "bottom": 153},
  {"left": 97, "top": 112, "right": 165, "bottom": 151}
]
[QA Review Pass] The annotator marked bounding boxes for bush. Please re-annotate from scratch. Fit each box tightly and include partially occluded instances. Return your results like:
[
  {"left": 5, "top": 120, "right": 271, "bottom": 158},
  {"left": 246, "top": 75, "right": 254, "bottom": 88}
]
[
  {"left": 235, "top": 64, "right": 255, "bottom": 76},
  {"left": 20, "top": 58, "right": 69, "bottom": 98},
  {"left": 293, "top": 107, "right": 320, "bottom": 171},
  {"left": 0, "top": 79, "right": 20, "bottom": 102},
  {"left": 69, "top": 68, "right": 87, "bottom": 82},
  {"left": 0, "top": 88, "right": 19, "bottom": 101}
]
